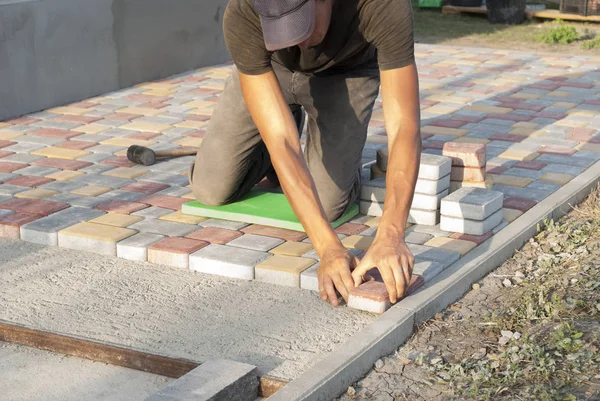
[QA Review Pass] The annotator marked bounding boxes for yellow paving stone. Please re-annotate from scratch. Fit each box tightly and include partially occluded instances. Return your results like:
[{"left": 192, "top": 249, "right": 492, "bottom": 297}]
[
  {"left": 159, "top": 210, "right": 207, "bottom": 225},
  {"left": 489, "top": 174, "right": 533, "bottom": 188},
  {"left": 540, "top": 172, "right": 574, "bottom": 185},
  {"left": 500, "top": 76, "right": 527, "bottom": 83},
  {"left": 100, "top": 137, "right": 156, "bottom": 148},
  {"left": 424, "top": 105, "right": 461, "bottom": 115},
  {"left": 426, "top": 95, "right": 473, "bottom": 104},
  {"left": 182, "top": 192, "right": 195, "bottom": 200},
  {"left": 552, "top": 102, "right": 578, "bottom": 109},
  {"left": 115, "top": 107, "right": 165, "bottom": 117},
  {"left": 421, "top": 126, "right": 469, "bottom": 137},
  {"left": 341, "top": 235, "right": 374, "bottom": 251},
  {"left": 503, "top": 208, "right": 523, "bottom": 223},
  {"left": 270, "top": 241, "right": 313, "bottom": 257},
  {"left": 547, "top": 91, "right": 572, "bottom": 98},
  {"left": 555, "top": 119, "right": 589, "bottom": 128},
  {"left": 453, "top": 137, "right": 490, "bottom": 145},
  {"left": 15, "top": 188, "right": 58, "bottom": 199},
  {"left": 174, "top": 137, "right": 204, "bottom": 147},
  {"left": 137, "top": 82, "right": 178, "bottom": 91},
  {"left": 61, "top": 222, "right": 137, "bottom": 242},
  {"left": 142, "top": 89, "right": 175, "bottom": 96},
  {"left": 0, "top": 123, "right": 11, "bottom": 129},
  {"left": 365, "top": 217, "right": 381, "bottom": 227},
  {"left": 0, "top": 130, "right": 23, "bottom": 140},
  {"left": 423, "top": 237, "right": 476, "bottom": 256},
  {"left": 120, "top": 121, "right": 172, "bottom": 133},
  {"left": 464, "top": 105, "right": 513, "bottom": 114},
  {"left": 512, "top": 122, "right": 539, "bottom": 129},
  {"left": 201, "top": 83, "right": 226, "bottom": 90},
  {"left": 256, "top": 254, "right": 316, "bottom": 276},
  {"left": 182, "top": 100, "right": 217, "bottom": 108},
  {"left": 566, "top": 109, "right": 599, "bottom": 117},
  {"left": 510, "top": 93, "right": 540, "bottom": 100},
  {"left": 497, "top": 149, "right": 540, "bottom": 161},
  {"left": 72, "top": 185, "right": 112, "bottom": 196},
  {"left": 102, "top": 167, "right": 148, "bottom": 179},
  {"left": 31, "top": 147, "right": 90, "bottom": 160},
  {"left": 509, "top": 127, "right": 536, "bottom": 136},
  {"left": 46, "top": 106, "right": 89, "bottom": 115},
  {"left": 45, "top": 170, "right": 85, "bottom": 181},
  {"left": 115, "top": 150, "right": 128, "bottom": 157},
  {"left": 576, "top": 142, "right": 600, "bottom": 152},
  {"left": 88, "top": 214, "right": 143, "bottom": 228},
  {"left": 71, "top": 124, "right": 109, "bottom": 134},
  {"left": 88, "top": 96, "right": 109, "bottom": 103},
  {"left": 174, "top": 120, "right": 207, "bottom": 130},
  {"left": 187, "top": 109, "right": 213, "bottom": 116}
]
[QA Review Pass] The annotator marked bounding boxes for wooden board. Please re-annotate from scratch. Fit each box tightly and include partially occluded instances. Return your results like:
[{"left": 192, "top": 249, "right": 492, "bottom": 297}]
[{"left": 442, "top": 5, "right": 600, "bottom": 21}]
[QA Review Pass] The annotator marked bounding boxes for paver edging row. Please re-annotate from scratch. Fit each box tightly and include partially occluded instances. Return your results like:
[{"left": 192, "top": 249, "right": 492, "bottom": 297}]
[{"left": 268, "top": 158, "right": 600, "bottom": 401}]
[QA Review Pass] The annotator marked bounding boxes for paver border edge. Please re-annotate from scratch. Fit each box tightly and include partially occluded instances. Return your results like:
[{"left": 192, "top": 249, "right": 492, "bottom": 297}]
[{"left": 268, "top": 158, "right": 600, "bottom": 401}]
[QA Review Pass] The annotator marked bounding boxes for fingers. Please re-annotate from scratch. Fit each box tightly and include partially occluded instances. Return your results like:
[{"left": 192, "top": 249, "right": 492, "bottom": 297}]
[
  {"left": 332, "top": 274, "right": 349, "bottom": 303},
  {"left": 393, "top": 256, "right": 408, "bottom": 300},
  {"left": 377, "top": 260, "right": 398, "bottom": 304},
  {"left": 323, "top": 275, "right": 339, "bottom": 306},
  {"left": 351, "top": 257, "right": 372, "bottom": 287},
  {"left": 341, "top": 268, "right": 355, "bottom": 302}
]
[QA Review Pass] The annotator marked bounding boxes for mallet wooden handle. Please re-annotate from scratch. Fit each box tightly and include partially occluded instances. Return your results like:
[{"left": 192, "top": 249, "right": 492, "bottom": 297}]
[{"left": 154, "top": 148, "right": 198, "bottom": 158}]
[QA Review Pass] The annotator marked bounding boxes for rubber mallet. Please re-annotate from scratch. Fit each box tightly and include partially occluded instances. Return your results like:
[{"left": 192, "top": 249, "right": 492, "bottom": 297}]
[{"left": 126, "top": 145, "right": 198, "bottom": 166}]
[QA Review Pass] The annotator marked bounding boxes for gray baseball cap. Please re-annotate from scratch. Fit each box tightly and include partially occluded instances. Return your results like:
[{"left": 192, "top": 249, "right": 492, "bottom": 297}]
[{"left": 253, "top": 0, "right": 316, "bottom": 51}]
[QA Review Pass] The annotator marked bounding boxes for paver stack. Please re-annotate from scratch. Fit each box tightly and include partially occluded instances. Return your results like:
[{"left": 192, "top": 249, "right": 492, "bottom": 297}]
[{"left": 442, "top": 142, "right": 491, "bottom": 192}]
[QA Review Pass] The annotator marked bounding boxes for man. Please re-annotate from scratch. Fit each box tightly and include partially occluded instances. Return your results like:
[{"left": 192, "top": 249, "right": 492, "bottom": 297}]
[{"left": 191, "top": 0, "right": 421, "bottom": 307}]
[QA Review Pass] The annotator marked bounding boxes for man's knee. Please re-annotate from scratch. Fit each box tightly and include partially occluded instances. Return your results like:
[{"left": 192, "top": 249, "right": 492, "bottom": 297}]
[{"left": 190, "top": 164, "right": 233, "bottom": 206}]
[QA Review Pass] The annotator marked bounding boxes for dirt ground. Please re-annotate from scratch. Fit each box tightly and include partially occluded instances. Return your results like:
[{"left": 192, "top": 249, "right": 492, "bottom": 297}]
[{"left": 337, "top": 186, "right": 600, "bottom": 400}]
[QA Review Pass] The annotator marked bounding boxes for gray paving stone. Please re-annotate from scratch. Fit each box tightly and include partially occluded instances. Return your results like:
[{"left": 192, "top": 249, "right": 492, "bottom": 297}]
[
  {"left": 78, "top": 164, "right": 115, "bottom": 174},
  {"left": 72, "top": 174, "right": 134, "bottom": 188},
  {"left": 20, "top": 207, "right": 105, "bottom": 246},
  {"left": 163, "top": 127, "right": 194, "bottom": 136},
  {"left": 97, "top": 190, "right": 146, "bottom": 202},
  {"left": 141, "top": 172, "right": 189, "bottom": 187},
  {"left": 0, "top": 173, "right": 17, "bottom": 183},
  {"left": 541, "top": 164, "right": 586, "bottom": 176},
  {"left": 414, "top": 174, "right": 450, "bottom": 195},
  {"left": 129, "top": 219, "right": 198, "bottom": 237},
  {"left": 407, "top": 244, "right": 461, "bottom": 268},
  {"left": 419, "top": 153, "right": 452, "bottom": 180},
  {"left": 440, "top": 188, "right": 503, "bottom": 220},
  {"left": 4, "top": 143, "right": 45, "bottom": 153},
  {"left": 200, "top": 219, "right": 250, "bottom": 230},
  {"left": 441, "top": 209, "right": 504, "bottom": 236},
  {"left": 300, "top": 262, "right": 319, "bottom": 291},
  {"left": 0, "top": 209, "right": 14, "bottom": 218},
  {"left": 145, "top": 359, "right": 259, "bottom": 401},
  {"left": 101, "top": 128, "right": 136, "bottom": 136},
  {"left": 189, "top": 244, "right": 272, "bottom": 280},
  {"left": 31, "top": 120, "right": 81, "bottom": 130},
  {"left": 502, "top": 167, "right": 544, "bottom": 180},
  {"left": 0, "top": 184, "right": 27, "bottom": 196},
  {"left": 486, "top": 158, "right": 518, "bottom": 169},
  {"left": 17, "top": 135, "right": 64, "bottom": 146},
  {"left": 361, "top": 226, "right": 378, "bottom": 237},
  {"left": 46, "top": 193, "right": 106, "bottom": 208},
  {"left": 155, "top": 186, "right": 191, "bottom": 197},
  {"left": 132, "top": 206, "right": 173, "bottom": 219},
  {"left": 573, "top": 150, "right": 600, "bottom": 162},
  {"left": 486, "top": 140, "right": 513, "bottom": 150},
  {"left": 86, "top": 144, "right": 127, "bottom": 154},
  {"left": 146, "top": 162, "right": 190, "bottom": 174},
  {"left": 527, "top": 180, "right": 561, "bottom": 192},
  {"left": 93, "top": 119, "right": 127, "bottom": 128},
  {"left": 227, "top": 234, "right": 284, "bottom": 252},
  {"left": 407, "top": 224, "right": 451, "bottom": 237},
  {"left": 1, "top": 154, "right": 44, "bottom": 164},
  {"left": 74, "top": 134, "right": 112, "bottom": 143},
  {"left": 41, "top": 180, "right": 87, "bottom": 193},
  {"left": 412, "top": 260, "right": 445, "bottom": 282},
  {"left": 404, "top": 231, "right": 433, "bottom": 245},
  {"left": 117, "top": 232, "right": 166, "bottom": 261},
  {"left": 492, "top": 185, "right": 551, "bottom": 202},
  {"left": 12, "top": 166, "right": 60, "bottom": 177}
]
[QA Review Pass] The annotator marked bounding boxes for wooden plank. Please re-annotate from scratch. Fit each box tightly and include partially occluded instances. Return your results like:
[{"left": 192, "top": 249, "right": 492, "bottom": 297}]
[
  {"left": 442, "top": 5, "right": 488, "bottom": 15},
  {"left": 0, "top": 319, "right": 199, "bottom": 378},
  {"left": 443, "top": 4, "right": 600, "bottom": 21}
]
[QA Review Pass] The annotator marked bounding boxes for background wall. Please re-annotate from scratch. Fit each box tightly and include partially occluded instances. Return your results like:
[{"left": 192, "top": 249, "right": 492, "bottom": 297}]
[{"left": 0, "top": 0, "right": 230, "bottom": 120}]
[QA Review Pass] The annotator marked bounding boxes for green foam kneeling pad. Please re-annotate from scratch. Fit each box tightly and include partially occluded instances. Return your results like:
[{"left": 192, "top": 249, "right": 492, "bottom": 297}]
[{"left": 181, "top": 190, "right": 358, "bottom": 232}]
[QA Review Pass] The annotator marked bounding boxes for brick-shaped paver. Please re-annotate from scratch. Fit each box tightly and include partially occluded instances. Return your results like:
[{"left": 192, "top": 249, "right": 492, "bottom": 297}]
[
  {"left": 414, "top": 174, "right": 451, "bottom": 195},
  {"left": 159, "top": 210, "right": 206, "bottom": 225},
  {"left": 449, "top": 231, "right": 494, "bottom": 246},
  {"left": 269, "top": 241, "right": 313, "bottom": 257},
  {"left": 45, "top": 170, "right": 85, "bottom": 181},
  {"left": 128, "top": 218, "right": 198, "bottom": 237},
  {"left": 88, "top": 213, "right": 143, "bottom": 228},
  {"left": 412, "top": 260, "right": 445, "bottom": 282},
  {"left": 424, "top": 236, "right": 477, "bottom": 256},
  {"left": 255, "top": 254, "right": 316, "bottom": 287},
  {"left": 540, "top": 172, "right": 574, "bottom": 185},
  {"left": 407, "top": 243, "right": 460, "bottom": 268},
  {"left": 441, "top": 188, "right": 503, "bottom": 220},
  {"left": 71, "top": 185, "right": 112, "bottom": 197},
  {"left": 138, "top": 194, "right": 188, "bottom": 210},
  {"left": 120, "top": 181, "right": 170, "bottom": 194},
  {"left": 227, "top": 233, "right": 284, "bottom": 252},
  {"left": 347, "top": 281, "right": 390, "bottom": 314},
  {"left": 241, "top": 224, "right": 307, "bottom": 242},
  {"left": 95, "top": 200, "right": 148, "bottom": 214},
  {"left": 186, "top": 227, "right": 243, "bottom": 245},
  {"left": 341, "top": 235, "right": 374, "bottom": 251},
  {"left": 503, "top": 208, "right": 523, "bottom": 222},
  {"left": 419, "top": 153, "right": 452, "bottom": 180},
  {"left": 189, "top": 244, "right": 272, "bottom": 280},
  {"left": 132, "top": 206, "right": 173, "bottom": 219},
  {"left": 334, "top": 223, "right": 368, "bottom": 236},
  {"left": 117, "top": 232, "right": 166, "bottom": 261},
  {"left": 46, "top": 193, "right": 106, "bottom": 208},
  {"left": 148, "top": 237, "right": 208, "bottom": 269},
  {"left": 440, "top": 209, "right": 504, "bottom": 236},
  {"left": 4, "top": 175, "right": 54, "bottom": 187},
  {"left": 20, "top": 207, "right": 105, "bottom": 246},
  {"left": 442, "top": 142, "right": 486, "bottom": 167},
  {"left": 300, "top": 262, "right": 320, "bottom": 291},
  {"left": 58, "top": 222, "right": 137, "bottom": 255},
  {"left": 0, "top": 212, "right": 40, "bottom": 239},
  {"left": 32, "top": 158, "right": 92, "bottom": 171},
  {"left": 404, "top": 231, "right": 433, "bottom": 245}
]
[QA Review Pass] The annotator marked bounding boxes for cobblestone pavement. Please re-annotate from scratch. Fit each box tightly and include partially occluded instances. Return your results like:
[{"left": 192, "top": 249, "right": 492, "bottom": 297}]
[{"left": 1, "top": 44, "right": 600, "bottom": 296}]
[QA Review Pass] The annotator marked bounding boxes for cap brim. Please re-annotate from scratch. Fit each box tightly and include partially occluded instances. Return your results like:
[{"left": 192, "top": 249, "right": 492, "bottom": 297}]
[{"left": 260, "top": 0, "right": 315, "bottom": 51}]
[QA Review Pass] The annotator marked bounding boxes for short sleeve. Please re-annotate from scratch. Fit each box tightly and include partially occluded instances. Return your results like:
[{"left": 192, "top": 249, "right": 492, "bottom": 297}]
[
  {"left": 360, "top": 0, "right": 415, "bottom": 71},
  {"left": 223, "top": 0, "right": 273, "bottom": 75}
]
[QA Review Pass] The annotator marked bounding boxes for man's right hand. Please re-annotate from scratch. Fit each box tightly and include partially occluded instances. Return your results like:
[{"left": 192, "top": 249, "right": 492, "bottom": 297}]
[{"left": 317, "top": 246, "right": 360, "bottom": 306}]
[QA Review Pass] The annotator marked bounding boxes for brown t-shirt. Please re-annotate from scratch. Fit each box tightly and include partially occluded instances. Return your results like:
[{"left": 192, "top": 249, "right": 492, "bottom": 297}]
[{"left": 223, "top": 0, "right": 415, "bottom": 76}]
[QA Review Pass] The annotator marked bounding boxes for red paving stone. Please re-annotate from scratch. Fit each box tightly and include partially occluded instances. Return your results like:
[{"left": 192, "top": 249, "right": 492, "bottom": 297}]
[
  {"left": 148, "top": 237, "right": 208, "bottom": 254},
  {"left": 538, "top": 146, "right": 577, "bottom": 156},
  {"left": 450, "top": 231, "right": 493, "bottom": 246},
  {"left": 138, "top": 194, "right": 187, "bottom": 210},
  {"left": 101, "top": 156, "right": 136, "bottom": 168},
  {"left": 0, "top": 151, "right": 15, "bottom": 159},
  {"left": 4, "top": 175, "right": 54, "bottom": 187},
  {"left": 120, "top": 181, "right": 170, "bottom": 194},
  {"left": 428, "top": 119, "right": 467, "bottom": 129},
  {"left": 442, "top": 142, "right": 486, "bottom": 167},
  {"left": 95, "top": 200, "right": 149, "bottom": 214},
  {"left": 334, "top": 223, "right": 368, "bottom": 236},
  {"left": 514, "top": 161, "right": 547, "bottom": 170},
  {"left": 32, "top": 158, "right": 92, "bottom": 171},
  {"left": 503, "top": 197, "right": 538, "bottom": 212},
  {"left": 128, "top": 132, "right": 160, "bottom": 141},
  {"left": 537, "top": 112, "right": 567, "bottom": 120},
  {"left": 29, "top": 128, "right": 82, "bottom": 139},
  {"left": 0, "top": 140, "right": 15, "bottom": 149},
  {"left": 490, "top": 133, "right": 524, "bottom": 143},
  {"left": 186, "top": 115, "right": 211, "bottom": 122},
  {"left": 186, "top": 227, "right": 243, "bottom": 245},
  {"left": 485, "top": 113, "right": 532, "bottom": 122},
  {"left": 241, "top": 225, "right": 307, "bottom": 242},
  {"left": 55, "top": 140, "right": 97, "bottom": 150},
  {"left": 6, "top": 117, "right": 39, "bottom": 125},
  {"left": 52, "top": 115, "right": 102, "bottom": 124},
  {"left": 19, "top": 200, "right": 69, "bottom": 216},
  {"left": 183, "top": 130, "right": 206, "bottom": 138},
  {"left": 0, "top": 162, "right": 27, "bottom": 173},
  {"left": 0, "top": 212, "right": 40, "bottom": 239},
  {"left": 0, "top": 198, "right": 34, "bottom": 212}
]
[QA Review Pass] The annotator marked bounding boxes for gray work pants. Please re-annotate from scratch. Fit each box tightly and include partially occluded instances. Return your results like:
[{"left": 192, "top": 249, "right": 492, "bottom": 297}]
[{"left": 190, "top": 61, "right": 381, "bottom": 222}]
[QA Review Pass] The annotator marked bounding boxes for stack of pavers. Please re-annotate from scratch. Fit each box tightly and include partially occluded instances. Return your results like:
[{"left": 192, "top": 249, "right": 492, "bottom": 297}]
[
  {"left": 442, "top": 142, "right": 491, "bottom": 193},
  {"left": 440, "top": 187, "right": 504, "bottom": 236},
  {"left": 360, "top": 150, "right": 452, "bottom": 226}
]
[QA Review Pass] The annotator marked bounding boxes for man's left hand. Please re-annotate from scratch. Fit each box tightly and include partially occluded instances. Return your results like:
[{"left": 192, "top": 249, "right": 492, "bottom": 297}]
[{"left": 351, "top": 235, "right": 414, "bottom": 304}]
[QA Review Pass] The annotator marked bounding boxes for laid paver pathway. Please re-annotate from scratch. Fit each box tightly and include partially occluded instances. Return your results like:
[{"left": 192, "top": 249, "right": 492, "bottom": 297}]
[{"left": 1, "top": 45, "right": 600, "bottom": 299}]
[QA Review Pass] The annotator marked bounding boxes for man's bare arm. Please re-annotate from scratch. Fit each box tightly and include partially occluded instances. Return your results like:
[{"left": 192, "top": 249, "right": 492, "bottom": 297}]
[
  {"left": 352, "top": 62, "right": 421, "bottom": 303},
  {"left": 238, "top": 70, "right": 356, "bottom": 305}
]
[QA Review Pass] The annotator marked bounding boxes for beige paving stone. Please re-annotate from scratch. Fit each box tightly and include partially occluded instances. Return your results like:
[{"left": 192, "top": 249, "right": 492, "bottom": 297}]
[
  {"left": 489, "top": 174, "right": 533, "bottom": 188},
  {"left": 0, "top": 123, "right": 11, "bottom": 129},
  {"left": 512, "top": 122, "right": 539, "bottom": 129},
  {"left": 566, "top": 109, "right": 598, "bottom": 117},
  {"left": 120, "top": 121, "right": 172, "bottom": 133},
  {"left": 47, "top": 106, "right": 89, "bottom": 115},
  {"left": 15, "top": 188, "right": 58, "bottom": 199},
  {"left": 464, "top": 105, "right": 513, "bottom": 114},
  {"left": 60, "top": 222, "right": 136, "bottom": 241},
  {"left": 365, "top": 217, "right": 381, "bottom": 227},
  {"left": 174, "top": 137, "right": 204, "bottom": 147},
  {"left": 88, "top": 214, "right": 143, "bottom": 228},
  {"left": 552, "top": 102, "right": 578, "bottom": 109},
  {"left": 547, "top": 91, "right": 572, "bottom": 97},
  {"left": 510, "top": 93, "right": 540, "bottom": 100},
  {"left": 423, "top": 237, "right": 476, "bottom": 256},
  {"left": 555, "top": 119, "right": 589, "bottom": 128},
  {"left": 137, "top": 82, "right": 178, "bottom": 91},
  {"left": 269, "top": 241, "right": 313, "bottom": 257},
  {"left": 509, "top": 128, "right": 536, "bottom": 136},
  {"left": 540, "top": 172, "right": 574, "bottom": 185},
  {"left": 72, "top": 185, "right": 112, "bottom": 197},
  {"left": 159, "top": 210, "right": 207, "bottom": 225},
  {"left": 503, "top": 208, "right": 523, "bottom": 223},
  {"left": 497, "top": 149, "right": 540, "bottom": 161},
  {"left": 421, "top": 126, "right": 469, "bottom": 137},
  {"left": 255, "top": 255, "right": 316, "bottom": 287},
  {"left": 46, "top": 170, "right": 85, "bottom": 181},
  {"left": 576, "top": 143, "right": 600, "bottom": 152},
  {"left": 182, "top": 100, "right": 216, "bottom": 108},
  {"left": 174, "top": 120, "right": 208, "bottom": 130},
  {"left": 71, "top": 124, "right": 109, "bottom": 134},
  {"left": 100, "top": 137, "right": 156, "bottom": 148},
  {"left": 102, "top": 167, "right": 149, "bottom": 179},
  {"left": 115, "top": 107, "right": 164, "bottom": 117},
  {"left": 426, "top": 94, "right": 473, "bottom": 104},
  {"left": 31, "top": 147, "right": 90, "bottom": 160},
  {"left": 342, "top": 235, "right": 374, "bottom": 251},
  {"left": 0, "top": 131, "right": 23, "bottom": 140}
]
